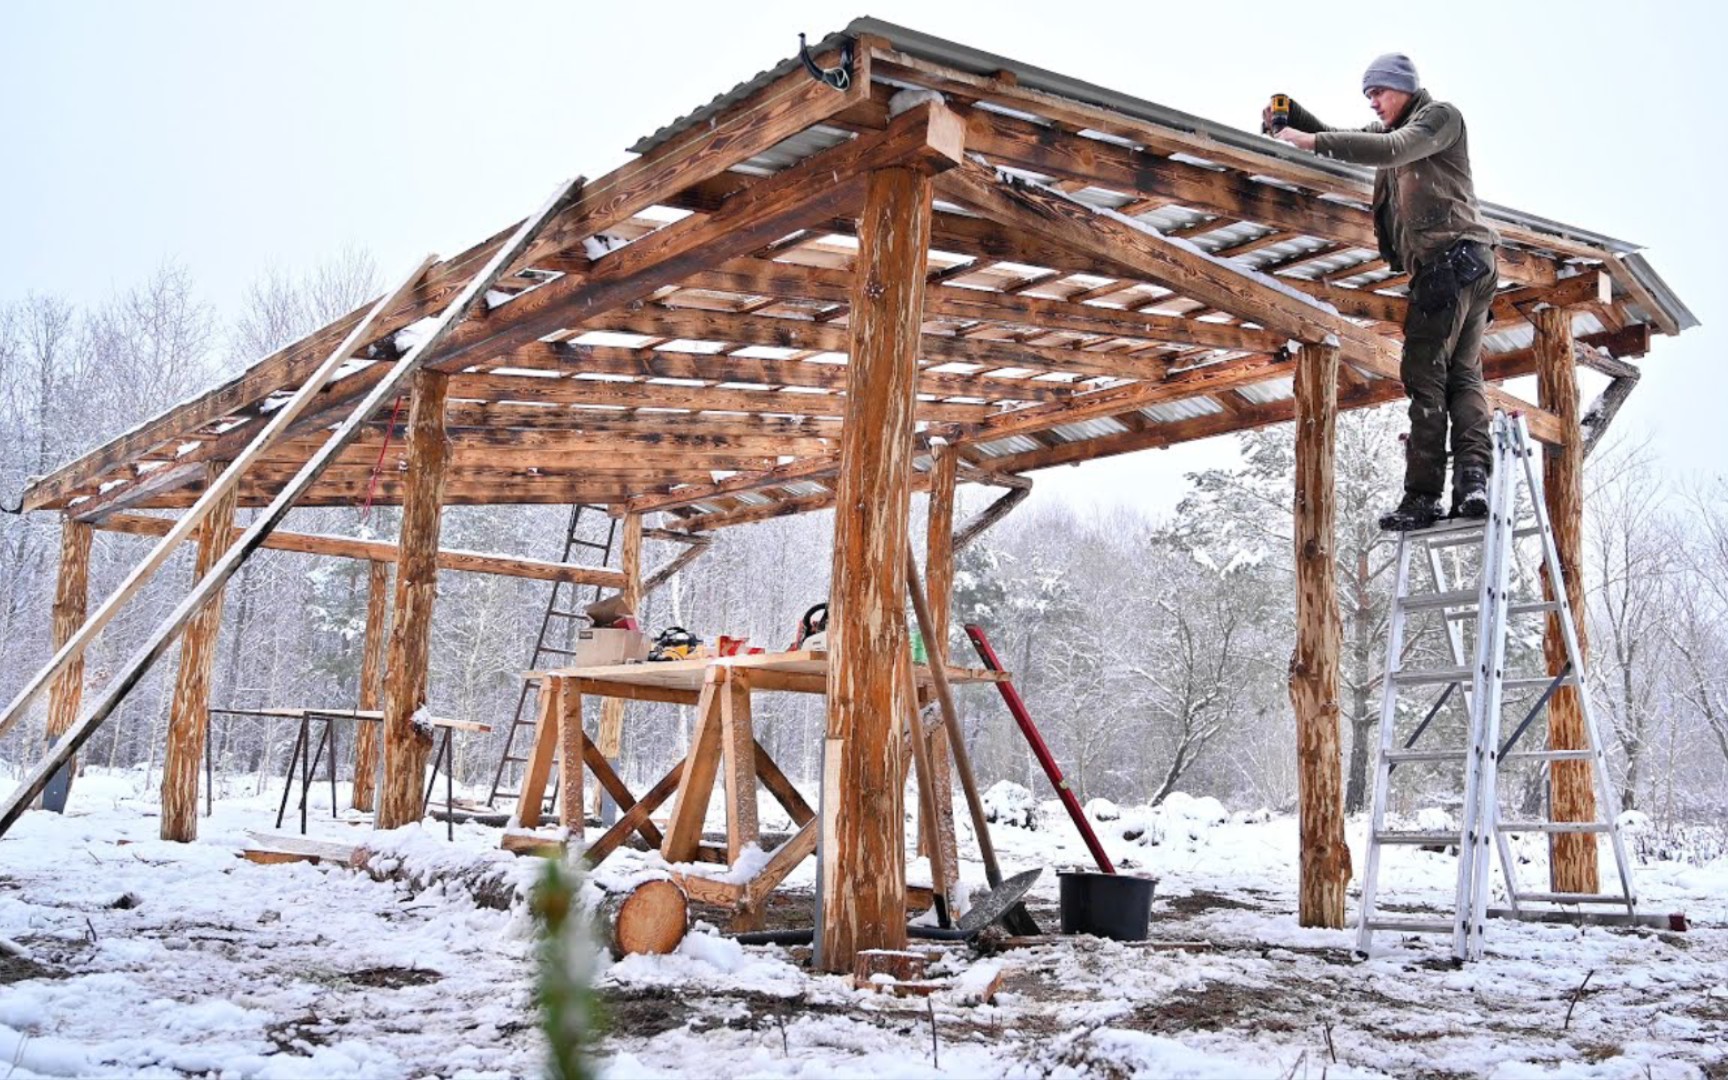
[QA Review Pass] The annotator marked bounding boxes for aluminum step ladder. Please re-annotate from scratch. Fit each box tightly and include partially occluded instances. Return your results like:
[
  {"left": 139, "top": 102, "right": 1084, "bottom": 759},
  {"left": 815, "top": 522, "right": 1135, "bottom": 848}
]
[
  {"left": 485, "top": 504, "right": 619, "bottom": 809},
  {"left": 1356, "top": 411, "right": 1637, "bottom": 963}
]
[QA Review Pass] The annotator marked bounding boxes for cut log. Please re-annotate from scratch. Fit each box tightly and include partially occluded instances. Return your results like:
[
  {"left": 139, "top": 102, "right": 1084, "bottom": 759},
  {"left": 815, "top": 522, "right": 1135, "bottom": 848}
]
[
  {"left": 351, "top": 560, "right": 392, "bottom": 813},
  {"left": 854, "top": 949, "right": 928, "bottom": 984},
  {"left": 601, "top": 878, "right": 690, "bottom": 959},
  {"left": 242, "top": 832, "right": 369, "bottom": 868}
]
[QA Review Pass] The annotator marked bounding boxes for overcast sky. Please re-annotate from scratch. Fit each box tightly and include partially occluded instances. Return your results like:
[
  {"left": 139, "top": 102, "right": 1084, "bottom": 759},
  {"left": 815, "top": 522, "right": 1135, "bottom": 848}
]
[{"left": 3, "top": 0, "right": 1721, "bottom": 518}]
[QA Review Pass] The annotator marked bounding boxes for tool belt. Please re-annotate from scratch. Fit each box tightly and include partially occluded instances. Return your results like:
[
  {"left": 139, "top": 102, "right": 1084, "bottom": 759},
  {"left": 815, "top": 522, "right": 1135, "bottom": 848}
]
[{"left": 1410, "top": 239, "right": 1493, "bottom": 316}]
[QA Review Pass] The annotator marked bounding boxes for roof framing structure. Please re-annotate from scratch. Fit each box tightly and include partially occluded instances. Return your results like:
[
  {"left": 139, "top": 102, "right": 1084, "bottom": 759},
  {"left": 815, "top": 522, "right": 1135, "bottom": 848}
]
[{"left": 23, "top": 18, "right": 1695, "bottom": 529}]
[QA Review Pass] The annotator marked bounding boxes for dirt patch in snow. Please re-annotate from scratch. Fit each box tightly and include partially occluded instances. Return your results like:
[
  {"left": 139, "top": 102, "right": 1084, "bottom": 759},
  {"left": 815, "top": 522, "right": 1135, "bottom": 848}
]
[
  {"left": 0, "top": 949, "right": 65, "bottom": 984},
  {"left": 344, "top": 964, "right": 442, "bottom": 989}
]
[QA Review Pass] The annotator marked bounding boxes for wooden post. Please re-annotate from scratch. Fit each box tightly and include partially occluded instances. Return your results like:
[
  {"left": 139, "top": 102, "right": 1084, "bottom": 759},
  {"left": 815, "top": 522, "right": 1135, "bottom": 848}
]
[
  {"left": 350, "top": 560, "right": 391, "bottom": 812},
  {"left": 661, "top": 668, "right": 726, "bottom": 862},
  {"left": 41, "top": 518, "right": 91, "bottom": 811},
  {"left": 160, "top": 469, "right": 238, "bottom": 841},
  {"left": 719, "top": 674, "right": 760, "bottom": 863},
  {"left": 1533, "top": 306, "right": 1599, "bottom": 893},
  {"left": 818, "top": 167, "right": 932, "bottom": 972},
  {"left": 376, "top": 370, "right": 450, "bottom": 831},
  {"left": 1289, "top": 342, "right": 1350, "bottom": 928},
  {"left": 557, "top": 679, "right": 584, "bottom": 832},
  {"left": 594, "top": 513, "right": 643, "bottom": 818},
  {"left": 917, "top": 442, "right": 961, "bottom": 896}
]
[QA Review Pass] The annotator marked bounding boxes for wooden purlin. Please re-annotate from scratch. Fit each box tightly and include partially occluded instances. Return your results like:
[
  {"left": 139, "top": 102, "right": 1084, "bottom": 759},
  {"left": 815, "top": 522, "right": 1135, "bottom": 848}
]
[{"left": 22, "top": 43, "right": 872, "bottom": 514}]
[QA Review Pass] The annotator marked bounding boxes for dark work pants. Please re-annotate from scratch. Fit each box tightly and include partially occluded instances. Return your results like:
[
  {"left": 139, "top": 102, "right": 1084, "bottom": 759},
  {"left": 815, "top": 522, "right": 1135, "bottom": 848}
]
[{"left": 1399, "top": 247, "right": 1498, "bottom": 498}]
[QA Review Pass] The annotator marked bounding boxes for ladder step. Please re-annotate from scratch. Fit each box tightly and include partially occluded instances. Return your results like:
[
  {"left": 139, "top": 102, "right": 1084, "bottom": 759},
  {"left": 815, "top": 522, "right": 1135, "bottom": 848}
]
[
  {"left": 1393, "top": 666, "right": 1473, "bottom": 687},
  {"left": 1443, "top": 599, "right": 1561, "bottom": 620},
  {"left": 1401, "top": 589, "right": 1479, "bottom": 612},
  {"left": 1511, "top": 892, "right": 1634, "bottom": 906},
  {"left": 1502, "top": 749, "right": 1597, "bottom": 762},
  {"left": 1406, "top": 518, "right": 1486, "bottom": 541},
  {"left": 1383, "top": 748, "right": 1467, "bottom": 764},
  {"left": 1373, "top": 831, "right": 1461, "bottom": 846},
  {"left": 1503, "top": 674, "right": 1578, "bottom": 692},
  {"left": 1496, "top": 821, "right": 1611, "bottom": 834},
  {"left": 1367, "top": 917, "right": 1457, "bottom": 934}
]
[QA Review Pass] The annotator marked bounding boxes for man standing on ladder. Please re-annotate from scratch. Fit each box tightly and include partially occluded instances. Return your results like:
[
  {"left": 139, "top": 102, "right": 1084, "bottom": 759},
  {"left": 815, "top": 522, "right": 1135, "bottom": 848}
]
[{"left": 1269, "top": 54, "right": 1500, "bottom": 531}]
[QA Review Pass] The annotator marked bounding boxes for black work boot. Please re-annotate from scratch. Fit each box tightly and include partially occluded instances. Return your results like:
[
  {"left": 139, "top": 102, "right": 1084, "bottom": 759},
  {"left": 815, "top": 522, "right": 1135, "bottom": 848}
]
[
  {"left": 1379, "top": 492, "right": 1445, "bottom": 532},
  {"left": 1451, "top": 466, "right": 1489, "bottom": 519}
]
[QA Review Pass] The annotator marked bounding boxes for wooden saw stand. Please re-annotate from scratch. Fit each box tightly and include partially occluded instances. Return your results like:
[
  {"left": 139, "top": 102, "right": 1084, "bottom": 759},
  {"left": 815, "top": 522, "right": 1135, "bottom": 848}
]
[{"left": 511, "top": 649, "right": 1007, "bottom": 929}]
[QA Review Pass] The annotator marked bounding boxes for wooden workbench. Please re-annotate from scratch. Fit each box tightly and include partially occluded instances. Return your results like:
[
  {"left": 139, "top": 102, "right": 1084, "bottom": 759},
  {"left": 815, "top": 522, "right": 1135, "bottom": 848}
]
[{"left": 512, "top": 650, "right": 1005, "bottom": 926}]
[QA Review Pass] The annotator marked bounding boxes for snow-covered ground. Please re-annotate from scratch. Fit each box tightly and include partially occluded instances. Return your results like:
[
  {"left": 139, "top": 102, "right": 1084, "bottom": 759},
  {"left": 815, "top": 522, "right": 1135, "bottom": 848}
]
[{"left": 1, "top": 771, "right": 1724, "bottom": 1078}]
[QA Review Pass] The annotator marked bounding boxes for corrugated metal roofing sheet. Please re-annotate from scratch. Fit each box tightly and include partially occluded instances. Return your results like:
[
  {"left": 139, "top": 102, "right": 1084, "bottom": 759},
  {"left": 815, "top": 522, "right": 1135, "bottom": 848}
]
[{"left": 620, "top": 18, "right": 1691, "bottom": 331}]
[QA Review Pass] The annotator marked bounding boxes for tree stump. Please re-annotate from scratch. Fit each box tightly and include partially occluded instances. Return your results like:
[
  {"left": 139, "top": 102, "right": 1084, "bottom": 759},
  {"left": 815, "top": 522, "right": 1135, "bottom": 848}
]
[{"left": 602, "top": 879, "right": 689, "bottom": 959}]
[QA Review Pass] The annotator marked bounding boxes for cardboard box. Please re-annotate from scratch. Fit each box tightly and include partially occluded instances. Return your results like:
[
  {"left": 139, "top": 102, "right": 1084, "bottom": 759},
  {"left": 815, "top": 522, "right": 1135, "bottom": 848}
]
[{"left": 573, "top": 628, "right": 648, "bottom": 668}]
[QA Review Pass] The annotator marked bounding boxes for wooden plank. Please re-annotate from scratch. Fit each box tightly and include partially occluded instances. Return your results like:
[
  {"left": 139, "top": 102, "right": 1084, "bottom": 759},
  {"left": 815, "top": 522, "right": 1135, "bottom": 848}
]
[
  {"left": 660, "top": 669, "right": 727, "bottom": 863},
  {"left": 515, "top": 680, "right": 562, "bottom": 830},
  {"left": 578, "top": 734, "right": 664, "bottom": 850},
  {"left": 41, "top": 519, "right": 91, "bottom": 809},
  {"left": 582, "top": 756, "right": 685, "bottom": 867},
  {"left": 718, "top": 674, "right": 760, "bottom": 864},
  {"left": 242, "top": 833, "right": 369, "bottom": 868},
  {"left": 350, "top": 560, "right": 391, "bottom": 813},
  {"left": 919, "top": 442, "right": 961, "bottom": 893},
  {"left": 377, "top": 370, "right": 449, "bottom": 830},
  {"left": 159, "top": 466, "right": 236, "bottom": 842},
  {"left": 1534, "top": 306, "right": 1599, "bottom": 894},
  {"left": 569, "top": 679, "right": 703, "bottom": 708},
  {"left": 753, "top": 741, "right": 814, "bottom": 827},
  {"left": 557, "top": 679, "right": 584, "bottom": 832},
  {"left": 819, "top": 166, "right": 929, "bottom": 972},
  {"left": 0, "top": 178, "right": 584, "bottom": 838},
  {"left": 1290, "top": 343, "right": 1350, "bottom": 929},
  {"left": 743, "top": 817, "right": 820, "bottom": 910},
  {"left": 93, "top": 513, "right": 627, "bottom": 588}
]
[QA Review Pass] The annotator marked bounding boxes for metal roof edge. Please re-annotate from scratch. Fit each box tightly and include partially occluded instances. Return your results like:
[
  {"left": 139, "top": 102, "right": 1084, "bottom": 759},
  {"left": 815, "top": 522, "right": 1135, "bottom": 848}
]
[{"left": 1622, "top": 253, "right": 1700, "bottom": 333}]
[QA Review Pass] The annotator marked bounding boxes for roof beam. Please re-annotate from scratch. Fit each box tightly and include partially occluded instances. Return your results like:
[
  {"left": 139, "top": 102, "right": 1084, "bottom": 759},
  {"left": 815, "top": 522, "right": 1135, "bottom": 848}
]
[{"left": 94, "top": 513, "right": 627, "bottom": 587}]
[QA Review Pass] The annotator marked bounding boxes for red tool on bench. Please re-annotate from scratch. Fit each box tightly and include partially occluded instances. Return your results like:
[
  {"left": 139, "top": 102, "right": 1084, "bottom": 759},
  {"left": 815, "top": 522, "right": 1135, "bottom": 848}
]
[{"left": 966, "top": 624, "right": 1115, "bottom": 875}]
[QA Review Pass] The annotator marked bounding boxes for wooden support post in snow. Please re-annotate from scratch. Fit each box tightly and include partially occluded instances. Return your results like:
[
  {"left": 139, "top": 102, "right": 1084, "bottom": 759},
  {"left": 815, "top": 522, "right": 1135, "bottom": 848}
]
[
  {"left": 350, "top": 560, "right": 392, "bottom": 813},
  {"left": 1289, "top": 342, "right": 1350, "bottom": 928},
  {"left": 160, "top": 467, "right": 237, "bottom": 842},
  {"left": 818, "top": 167, "right": 932, "bottom": 973},
  {"left": 1534, "top": 306, "right": 1599, "bottom": 894},
  {"left": 593, "top": 513, "right": 643, "bottom": 817},
  {"left": 917, "top": 442, "right": 961, "bottom": 896},
  {"left": 376, "top": 370, "right": 450, "bottom": 831},
  {"left": 41, "top": 519, "right": 91, "bottom": 812}
]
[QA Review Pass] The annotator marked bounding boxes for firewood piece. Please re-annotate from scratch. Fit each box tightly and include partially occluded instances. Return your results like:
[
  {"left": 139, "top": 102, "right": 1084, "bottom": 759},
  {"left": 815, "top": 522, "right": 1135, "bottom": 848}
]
[
  {"left": 601, "top": 878, "right": 690, "bottom": 959},
  {"left": 242, "top": 833, "right": 368, "bottom": 868},
  {"left": 500, "top": 831, "right": 566, "bottom": 857}
]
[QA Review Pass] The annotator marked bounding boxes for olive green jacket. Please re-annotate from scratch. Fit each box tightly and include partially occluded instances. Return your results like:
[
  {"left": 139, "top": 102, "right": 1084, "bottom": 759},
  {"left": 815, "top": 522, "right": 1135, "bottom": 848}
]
[{"left": 1285, "top": 90, "right": 1498, "bottom": 272}]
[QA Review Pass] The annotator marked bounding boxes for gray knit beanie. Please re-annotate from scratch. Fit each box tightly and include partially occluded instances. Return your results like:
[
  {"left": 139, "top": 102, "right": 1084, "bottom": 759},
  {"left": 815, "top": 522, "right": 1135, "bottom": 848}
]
[{"left": 1361, "top": 53, "right": 1420, "bottom": 95}]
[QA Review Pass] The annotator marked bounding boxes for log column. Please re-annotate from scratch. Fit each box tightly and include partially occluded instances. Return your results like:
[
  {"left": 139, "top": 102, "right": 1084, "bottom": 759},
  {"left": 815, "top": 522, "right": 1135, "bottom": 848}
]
[
  {"left": 350, "top": 560, "right": 392, "bottom": 812},
  {"left": 41, "top": 518, "right": 92, "bottom": 812},
  {"left": 1289, "top": 342, "right": 1350, "bottom": 928},
  {"left": 593, "top": 513, "right": 643, "bottom": 822},
  {"left": 818, "top": 167, "right": 932, "bottom": 972},
  {"left": 1534, "top": 306, "right": 1598, "bottom": 893},
  {"left": 917, "top": 442, "right": 961, "bottom": 897},
  {"left": 376, "top": 370, "right": 450, "bottom": 831},
  {"left": 160, "top": 468, "right": 238, "bottom": 841}
]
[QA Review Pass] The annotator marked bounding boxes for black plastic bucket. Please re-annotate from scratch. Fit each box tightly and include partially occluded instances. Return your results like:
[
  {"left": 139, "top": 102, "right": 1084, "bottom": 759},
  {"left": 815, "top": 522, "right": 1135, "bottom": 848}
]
[{"left": 1058, "top": 871, "right": 1156, "bottom": 941}]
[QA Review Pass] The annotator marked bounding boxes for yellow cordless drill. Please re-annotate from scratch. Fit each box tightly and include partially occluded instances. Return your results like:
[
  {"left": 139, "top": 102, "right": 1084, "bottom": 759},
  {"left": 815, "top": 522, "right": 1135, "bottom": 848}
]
[{"left": 1266, "top": 94, "right": 1291, "bottom": 134}]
